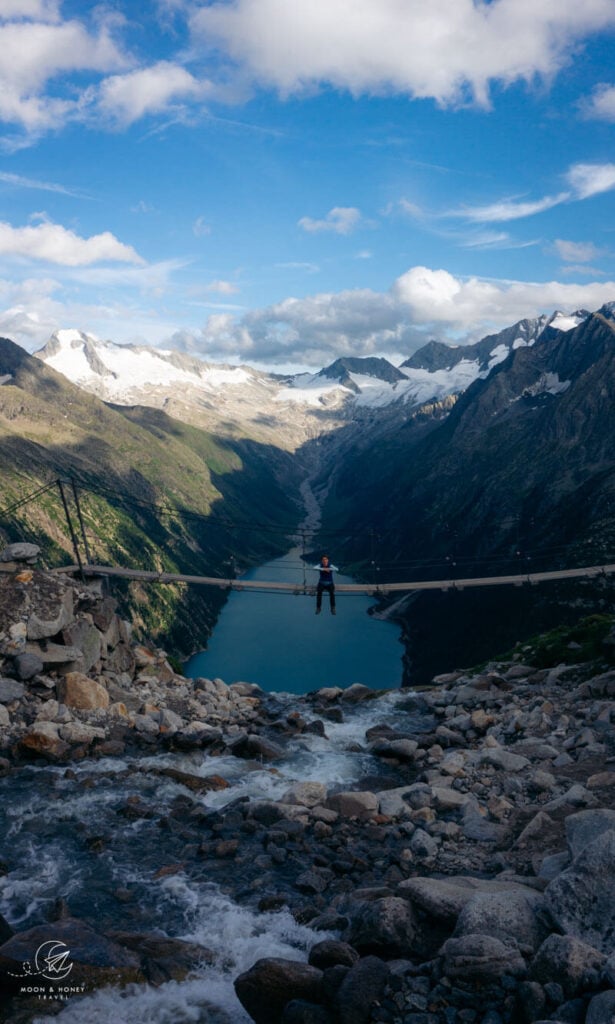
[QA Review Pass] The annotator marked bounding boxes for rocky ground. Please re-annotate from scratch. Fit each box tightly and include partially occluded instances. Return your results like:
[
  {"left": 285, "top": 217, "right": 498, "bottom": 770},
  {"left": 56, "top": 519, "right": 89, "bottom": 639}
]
[{"left": 1, "top": 546, "right": 615, "bottom": 1024}]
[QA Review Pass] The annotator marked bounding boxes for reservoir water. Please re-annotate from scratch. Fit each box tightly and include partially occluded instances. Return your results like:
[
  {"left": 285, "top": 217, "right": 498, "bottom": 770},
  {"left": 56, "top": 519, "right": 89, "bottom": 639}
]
[{"left": 185, "top": 547, "right": 404, "bottom": 693}]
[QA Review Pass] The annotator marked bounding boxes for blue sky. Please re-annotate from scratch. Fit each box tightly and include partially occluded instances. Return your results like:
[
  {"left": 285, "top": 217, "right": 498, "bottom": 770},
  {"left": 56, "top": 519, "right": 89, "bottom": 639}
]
[{"left": 0, "top": 0, "right": 614, "bottom": 369}]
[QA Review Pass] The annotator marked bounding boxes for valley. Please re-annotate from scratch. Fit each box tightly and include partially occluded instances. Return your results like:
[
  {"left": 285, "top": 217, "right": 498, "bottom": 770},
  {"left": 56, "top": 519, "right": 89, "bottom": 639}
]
[{"left": 2, "top": 301, "right": 615, "bottom": 682}]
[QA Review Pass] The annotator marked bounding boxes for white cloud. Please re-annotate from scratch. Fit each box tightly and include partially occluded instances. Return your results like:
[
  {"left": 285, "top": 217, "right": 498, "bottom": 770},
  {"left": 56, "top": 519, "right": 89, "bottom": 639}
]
[
  {"left": 0, "top": 16, "right": 127, "bottom": 135},
  {"left": 298, "top": 206, "right": 361, "bottom": 235},
  {"left": 97, "top": 61, "right": 206, "bottom": 126},
  {"left": 0, "top": 1, "right": 60, "bottom": 22},
  {"left": 554, "top": 239, "right": 603, "bottom": 263},
  {"left": 0, "top": 219, "right": 143, "bottom": 265},
  {"left": 205, "top": 279, "right": 240, "bottom": 294},
  {"left": 0, "top": 170, "right": 87, "bottom": 197},
  {"left": 582, "top": 83, "right": 615, "bottom": 121},
  {"left": 187, "top": 265, "right": 615, "bottom": 366},
  {"left": 393, "top": 266, "right": 615, "bottom": 330},
  {"left": 452, "top": 192, "right": 569, "bottom": 223},
  {"left": 566, "top": 162, "right": 615, "bottom": 199},
  {"left": 190, "top": 0, "right": 615, "bottom": 106}
]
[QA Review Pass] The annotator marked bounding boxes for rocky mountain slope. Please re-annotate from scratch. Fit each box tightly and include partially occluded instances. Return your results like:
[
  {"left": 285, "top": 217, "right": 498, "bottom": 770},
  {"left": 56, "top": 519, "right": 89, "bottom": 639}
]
[
  {"left": 322, "top": 306, "right": 615, "bottom": 681},
  {"left": 0, "top": 337, "right": 300, "bottom": 655}
]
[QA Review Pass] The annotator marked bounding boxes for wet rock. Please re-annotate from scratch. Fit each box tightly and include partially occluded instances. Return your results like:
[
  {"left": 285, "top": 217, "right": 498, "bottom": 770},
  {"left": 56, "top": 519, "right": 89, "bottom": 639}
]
[
  {"left": 546, "top": 829, "right": 615, "bottom": 952},
  {"left": 281, "top": 1001, "right": 335, "bottom": 1024},
  {"left": 531, "top": 934, "right": 605, "bottom": 998},
  {"left": 343, "top": 897, "right": 416, "bottom": 957},
  {"left": 0, "top": 917, "right": 143, "bottom": 992},
  {"left": 150, "top": 767, "right": 229, "bottom": 793},
  {"left": 372, "top": 738, "right": 418, "bottom": 761},
  {"left": 230, "top": 733, "right": 285, "bottom": 761},
  {"left": 341, "top": 684, "right": 373, "bottom": 703},
  {"left": 516, "top": 980, "right": 547, "bottom": 1022},
  {"left": 0, "top": 913, "right": 14, "bottom": 944},
  {"left": 56, "top": 672, "right": 109, "bottom": 710},
  {"left": 108, "top": 930, "right": 214, "bottom": 984},
  {"left": 308, "top": 941, "right": 359, "bottom": 971},
  {"left": 283, "top": 782, "right": 328, "bottom": 808},
  {"left": 335, "top": 956, "right": 390, "bottom": 1024},
  {"left": 440, "top": 933, "right": 527, "bottom": 980},
  {"left": 234, "top": 957, "right": 323, "bottom": 1024}
]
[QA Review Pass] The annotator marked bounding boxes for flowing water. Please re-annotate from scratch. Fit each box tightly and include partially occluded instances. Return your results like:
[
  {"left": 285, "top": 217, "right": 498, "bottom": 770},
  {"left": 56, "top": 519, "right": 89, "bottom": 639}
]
[
  {"left": 185, "top": 548, "right": 403, "bottom": 693},
  {"left": 0, "top": 691, "right": 423, "bottom": 1023}
]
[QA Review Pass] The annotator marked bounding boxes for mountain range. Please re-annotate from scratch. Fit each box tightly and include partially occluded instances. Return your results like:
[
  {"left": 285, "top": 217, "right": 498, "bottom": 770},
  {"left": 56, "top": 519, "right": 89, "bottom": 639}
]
[{"left": 2, "top": 301, "right": 614, "bottom": 675}]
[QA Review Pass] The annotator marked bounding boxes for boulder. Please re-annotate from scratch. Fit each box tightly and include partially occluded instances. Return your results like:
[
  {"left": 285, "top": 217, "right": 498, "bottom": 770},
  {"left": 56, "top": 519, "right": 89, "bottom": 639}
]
[
  {"left": 282, "top": 1002, "right": 334, "bottom": 1024},
  {"left": 564, "top": 809, "right": 615, "bottom": 859},
  {"left": 230, "top": 733, "right": 285, "bottom": 761},
  {"left": 372, "top": 738, "right": 418, "bottom": 761},
  {"left": 56, "top": 672, "right": 110, "bottom": 710},
  {"left": 340, "top": 684, "right": 373, "bottom": 703},
  {"left": 325, "top": 791, "right": 378, "bottom": 819},
  {"left": 343, "top": 898, "right": 416, "bottom": 957},
  {"left": 234, "top": 958, "right": 323, "bottom": 1024},
  {"left": 546, "top": 829, "right": 615, "bottom": 952},
  {"left": 62, "top": 620, "right": 102, "bottom": 673},
  {"left": 58, "top": 723, "right": 106, "bottom": 745},
  {"left": 308, "top": 941, "right": 359, "bottom": 971},
  {"left": 283, "top": 782, "right": 328, "bottom": 808},
  {"left": 453, "top": 889, "right": 548, "bottom": 954},
  {"left": 586, "top": 991, "right": 615, "bottom": 1024},
  {"left": 0, "top": 543, "right": 40, "bottom": 563},
  {"left": 531, "top": 934, "right": 605, "bottom": 998},
  {"left": 0, "top": 917, "right": 143, "bottom": 992},
  {"left": 107, "top": 930, "right": 214, "bottom": 984},
  {"left": 440, "top": 933, "right": 527, "bottom": 980},
  {"left": 19, "top": 721, "right": 69, "bottom": 760},
  {"left": 335, "top": 956, "right": 389, "bottom": 1024}
]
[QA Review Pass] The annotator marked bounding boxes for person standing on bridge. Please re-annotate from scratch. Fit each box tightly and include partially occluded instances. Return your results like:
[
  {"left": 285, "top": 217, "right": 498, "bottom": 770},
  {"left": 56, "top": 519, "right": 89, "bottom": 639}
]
[{"left": 314, "top": 555, "right": 338, "bottom": 615}]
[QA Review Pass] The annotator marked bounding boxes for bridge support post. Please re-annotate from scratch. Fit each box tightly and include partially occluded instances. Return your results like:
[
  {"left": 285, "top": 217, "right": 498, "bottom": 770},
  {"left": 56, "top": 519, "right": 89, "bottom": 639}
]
[{"left": 57, "top": 479, "right": 84, "bottom": 578}]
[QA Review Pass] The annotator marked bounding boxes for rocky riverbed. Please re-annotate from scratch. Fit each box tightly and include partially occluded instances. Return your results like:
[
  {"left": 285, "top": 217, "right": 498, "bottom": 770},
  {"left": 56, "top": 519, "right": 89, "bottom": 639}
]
[{"left": 1, "top": 547, "right": 615, "bottom": 1024}]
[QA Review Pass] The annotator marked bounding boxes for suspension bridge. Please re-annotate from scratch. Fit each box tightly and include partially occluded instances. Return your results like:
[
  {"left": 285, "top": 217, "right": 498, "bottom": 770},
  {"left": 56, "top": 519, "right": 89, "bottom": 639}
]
[
  {"left": 53, "top": 560, "right": 615, "bottom": 596},
  {"left": 2, "top": 476, "right": 615, "bottom": 597}
]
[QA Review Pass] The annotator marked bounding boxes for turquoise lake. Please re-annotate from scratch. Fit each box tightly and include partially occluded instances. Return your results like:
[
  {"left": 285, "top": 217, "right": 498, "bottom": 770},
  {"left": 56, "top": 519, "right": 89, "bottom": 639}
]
[{"left": 184, "top": 548, "right": 404, "bottom": 694}]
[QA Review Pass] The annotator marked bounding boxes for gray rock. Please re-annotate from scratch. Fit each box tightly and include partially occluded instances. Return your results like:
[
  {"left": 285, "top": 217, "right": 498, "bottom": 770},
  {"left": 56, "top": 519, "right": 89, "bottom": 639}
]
[
  {"left": 341, "top": 684, "right": 373, "bottom": 703},
  {"left": 230, "top": 733, "right": 285, "bottom": 761},
  {"left": 282, "top": 1002, "right": 334, "bottom": 1024},
  {"left": 25, "top": 577, "right": 74, "bottom": 640},
  {"left": 62, "top": 619, "right": 102, "bottom": 673},
  {"left": 480, "top": 746, "right": 530, "bottom": 772},
  {"left": 0, "top": 678, "right": 25, "bottom": 703},
  {"left": 538, "top": 851, "right": 570, "bottom": 881},
  {"left": 335, "top": 956, "right": 389, "bottom": 1024},
  {"left": 326, "top": 791, "right": 378, "bottom": 819},
  {"left": 0, "top": 543, "right": 40, "bottom": 563},
  {"left": 408, "top": 828, "right": 438, "bottom": 860},
  {"left": 234, "top": 958, "right": 323, "bottom": 1024},
  {"left": 546, "top": 829, "right": 615, "bottom": 952},
  {"left": 376, "top": 786, "right": 416, "bottom": 818},
  {"left": 398, "top": 876, "right": 543, "bottom": 924},
  {"left": 531, "top": 933, "right": 605, "bottom": 998},
  {"left": 462, "top": 804, "right": 504, "bottom": 843},
  {"left": 283, "top": 782, "right": 328, "bottom": 808},
  {"left": 13, "top": 652, "right": 43, "bottom": 680},
  {"left": 565, "top": 809, "right": 615, "bottom": 859},
  {"left": 308, "top": 942, "right": 359, "bottom": 971},
  {"left": 343, "top": 898, "right": 416, "bottom": 957},
  {"left": 453, "top": 889, "right": 548, "bottom": 954},
  {"left": 440, "top": 933, "right": 526, "bottom": 980},
  {"left": 372, "top": 738, "right": 418, "bottom": 761},
  {"left": 586, "top": 991, "right": 615, "bottom": 1024}
]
